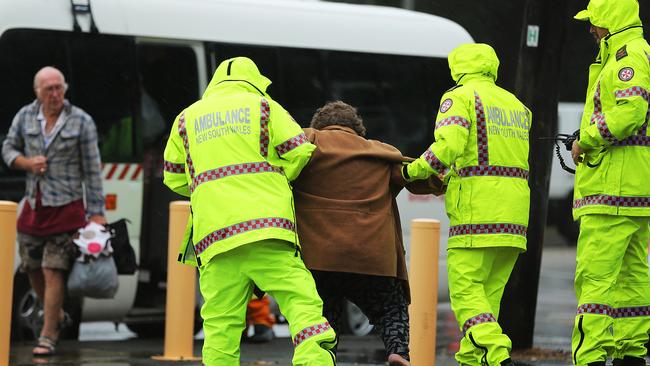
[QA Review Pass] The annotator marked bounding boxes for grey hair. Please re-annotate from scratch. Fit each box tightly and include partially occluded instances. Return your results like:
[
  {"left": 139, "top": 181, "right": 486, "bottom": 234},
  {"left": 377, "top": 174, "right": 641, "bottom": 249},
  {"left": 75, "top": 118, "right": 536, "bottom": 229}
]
[
  {"left": 33, "top": 66, "right": 66, "bottom": 89},
  {"left": 310, "top": 100, "right": 366, "bottom": 137}
]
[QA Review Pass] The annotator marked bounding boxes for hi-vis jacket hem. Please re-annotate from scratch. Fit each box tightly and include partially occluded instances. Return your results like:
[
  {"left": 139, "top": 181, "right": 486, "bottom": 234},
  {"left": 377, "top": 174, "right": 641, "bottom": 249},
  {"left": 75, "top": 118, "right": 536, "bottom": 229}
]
[
  {"left": 577, "top": 303, "right": 650, "bottom": 318},
  {"left": 195, "top": 217, "right": 295, "bottom": 255},
  {"left": 448, "top": 223, "right": 527, "bottom": 250},
  {"left": 573, "top": 194, "right": 650, "bottom": 217},
  {"left": 185, "top": 223, "right": 298, "bottom": 268}
]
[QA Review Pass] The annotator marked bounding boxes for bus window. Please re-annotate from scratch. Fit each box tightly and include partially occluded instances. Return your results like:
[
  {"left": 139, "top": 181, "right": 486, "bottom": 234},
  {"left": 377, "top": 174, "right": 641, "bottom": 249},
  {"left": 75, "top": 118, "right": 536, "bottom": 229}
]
[
  {"left": 326, "top": 51, "right": 451, "bottom": 157},
  {"left": 0, "top": 30, "right": 69, "bottom": 200},
  {"left": 137, "top": 44, "right": 199, "bottom": 137},
  {"left": 0, "top": 30, "right": 139, "bottom": 166},
  {"left": 277, "top": 49, "right": 326, "bottom": 126},
  {"left": 67, "top": 34, "right": 139, "bottom": 162},
  {"left": 137, "top": 42, "right": 199, "bottom": 277}
]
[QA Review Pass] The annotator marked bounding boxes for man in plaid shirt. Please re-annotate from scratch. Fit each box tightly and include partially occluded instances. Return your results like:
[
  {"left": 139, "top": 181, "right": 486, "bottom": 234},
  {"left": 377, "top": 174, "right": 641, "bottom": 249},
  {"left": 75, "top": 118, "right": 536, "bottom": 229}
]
[{"left": 2, "top": 66, "right": 105, "bottom": 356}]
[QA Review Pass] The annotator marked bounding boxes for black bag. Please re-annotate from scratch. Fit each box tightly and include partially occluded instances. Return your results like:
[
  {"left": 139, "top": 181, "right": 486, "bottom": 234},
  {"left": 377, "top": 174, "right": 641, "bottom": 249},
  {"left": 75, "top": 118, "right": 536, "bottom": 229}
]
[{"left": 106, "top": 219, "right": 137, "bottom": 274}]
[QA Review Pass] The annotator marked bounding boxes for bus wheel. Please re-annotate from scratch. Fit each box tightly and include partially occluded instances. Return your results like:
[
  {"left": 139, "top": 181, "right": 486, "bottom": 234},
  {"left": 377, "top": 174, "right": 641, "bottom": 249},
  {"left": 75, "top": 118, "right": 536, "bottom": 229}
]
[
  {"left": 11, "top": 272, "right": 39, "bottom": 341},
  {"left": 11, "top": 272, "right": 82, "bottom": 341}
]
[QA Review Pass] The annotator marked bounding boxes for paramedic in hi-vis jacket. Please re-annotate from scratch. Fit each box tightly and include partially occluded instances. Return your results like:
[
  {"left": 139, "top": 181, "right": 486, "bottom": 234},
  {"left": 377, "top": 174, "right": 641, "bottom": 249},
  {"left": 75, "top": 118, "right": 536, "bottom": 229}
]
[
  {"left": 404, "top": 43, "right": 531, "bottom": 366},
  {"left": 570, "top": 0, "right": 650, "bottom": 365},
  {"left": 162, "top": 57, "right": 337, "bottom": 366}
]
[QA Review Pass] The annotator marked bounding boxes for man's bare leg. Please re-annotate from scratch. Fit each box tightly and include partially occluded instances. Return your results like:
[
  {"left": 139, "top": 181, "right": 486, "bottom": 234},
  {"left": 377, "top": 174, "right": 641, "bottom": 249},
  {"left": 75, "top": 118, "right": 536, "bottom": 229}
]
[
  {"left": 33, "top": 268, "right": 65, "bottom": 354},
  {"left": 41, "top": 268, "right": 65, "bottom": 338}
]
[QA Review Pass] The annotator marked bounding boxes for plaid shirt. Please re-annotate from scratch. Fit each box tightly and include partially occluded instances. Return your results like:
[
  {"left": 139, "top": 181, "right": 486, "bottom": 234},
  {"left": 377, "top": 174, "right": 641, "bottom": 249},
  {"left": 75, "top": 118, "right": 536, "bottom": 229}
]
[{"left": 2, "top": 100, "right": 104, "bottom": 216}]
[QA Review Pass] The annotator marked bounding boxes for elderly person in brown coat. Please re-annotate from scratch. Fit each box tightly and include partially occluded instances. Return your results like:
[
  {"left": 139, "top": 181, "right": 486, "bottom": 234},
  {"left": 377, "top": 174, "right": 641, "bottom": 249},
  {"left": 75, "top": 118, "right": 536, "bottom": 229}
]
[{"left": 293, "top": 101, "right": 442, "bottom": 366}]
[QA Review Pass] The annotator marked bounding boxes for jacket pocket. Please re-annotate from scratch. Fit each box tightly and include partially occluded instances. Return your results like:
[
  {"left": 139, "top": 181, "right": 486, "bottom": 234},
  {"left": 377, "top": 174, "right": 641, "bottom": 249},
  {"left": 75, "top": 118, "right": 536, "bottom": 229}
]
[
  {"left": 53, "top": 128, "right": 80, "bottom": 156},
  {"left": 25, "top": 125, "right": 42, "bottom": 154}
]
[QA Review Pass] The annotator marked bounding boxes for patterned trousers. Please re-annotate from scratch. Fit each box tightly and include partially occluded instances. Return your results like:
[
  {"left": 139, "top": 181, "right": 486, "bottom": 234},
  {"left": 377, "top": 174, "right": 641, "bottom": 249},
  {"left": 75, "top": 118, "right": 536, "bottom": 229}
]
[{"left": 312, "top": 271, "right": 410, "bottom": 359}]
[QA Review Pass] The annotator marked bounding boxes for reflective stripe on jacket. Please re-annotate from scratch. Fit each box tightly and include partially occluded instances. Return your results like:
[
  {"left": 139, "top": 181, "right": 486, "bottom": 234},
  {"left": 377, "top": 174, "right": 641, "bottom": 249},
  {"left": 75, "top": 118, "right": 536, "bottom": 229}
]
[
  {"left": 407, "top": 44, "right": 531, "bottom": 250},
  {"left": 163, "top": 57, "right": 316, "bottom": 266},
  {"left": 573, "top": 26, "right": 650, "bottom": 218}
]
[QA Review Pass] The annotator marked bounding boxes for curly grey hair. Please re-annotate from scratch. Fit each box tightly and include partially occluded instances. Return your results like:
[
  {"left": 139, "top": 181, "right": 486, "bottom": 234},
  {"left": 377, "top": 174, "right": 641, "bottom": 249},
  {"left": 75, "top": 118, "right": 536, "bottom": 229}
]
[{"left": 309, "top": 101, "right": 366, "bottom": 136}]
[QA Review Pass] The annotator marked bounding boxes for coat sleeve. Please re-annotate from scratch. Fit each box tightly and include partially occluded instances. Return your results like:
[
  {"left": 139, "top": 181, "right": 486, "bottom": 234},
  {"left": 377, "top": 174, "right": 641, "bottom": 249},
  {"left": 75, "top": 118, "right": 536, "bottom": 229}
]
[
  {"left": 268, "top": 100, "right": 316, "bottom": 181},
  {"left": 79, "top": 114, "right": 105, "bottom": 216},
  {"left": 2, "top": 110, "right": 25, "bottom": 167},
  {"left": 163, "top": 112, "right": 191, "bottom": 197},
  {"left": 406, "top": 91, "right": 470, "bottom": 181},
  {"left": 579, "top": 54, "right": 650, "bottom": 149}
]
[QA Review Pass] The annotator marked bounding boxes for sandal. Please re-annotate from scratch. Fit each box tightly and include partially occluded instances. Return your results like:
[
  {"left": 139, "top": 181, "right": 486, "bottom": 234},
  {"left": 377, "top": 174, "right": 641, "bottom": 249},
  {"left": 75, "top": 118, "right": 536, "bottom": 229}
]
[{"left": 32, "top": 335, "right": 57, "bottom": 356}]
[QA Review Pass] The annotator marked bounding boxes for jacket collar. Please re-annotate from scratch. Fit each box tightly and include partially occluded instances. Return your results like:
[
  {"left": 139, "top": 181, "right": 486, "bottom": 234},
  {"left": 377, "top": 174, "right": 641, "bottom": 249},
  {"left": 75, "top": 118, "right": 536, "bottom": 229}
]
[
  {"left": 456, "top": 73, "right": 496, "bottom": 85},
  {"left": 28, "top": 99, "right": 73, "bottom": 115},
  {"left": 321, "top": 125, "right": 358, "bottom": 135},
  {"left": 600, "top": 26, "right": 644, "bottom": 61}
]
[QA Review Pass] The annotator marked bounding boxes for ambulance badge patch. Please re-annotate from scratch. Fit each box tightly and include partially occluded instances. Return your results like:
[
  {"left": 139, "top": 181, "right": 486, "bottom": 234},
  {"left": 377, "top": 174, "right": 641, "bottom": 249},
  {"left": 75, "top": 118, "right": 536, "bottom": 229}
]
[
  {"left": 440, "top": 98, "right": 453, "bottom": 113},
  {"left": 618, "top": 67, "right": 634, "bottom": 82}
]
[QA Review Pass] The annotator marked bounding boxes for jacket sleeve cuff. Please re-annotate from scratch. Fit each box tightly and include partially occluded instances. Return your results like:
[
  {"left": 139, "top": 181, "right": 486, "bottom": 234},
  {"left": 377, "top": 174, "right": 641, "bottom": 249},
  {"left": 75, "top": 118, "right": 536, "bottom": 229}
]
[
  {"left": 86, "top": 202, "right": 105, "bottom": 217},
  {"left": 578, "top": 124, "right": 605, "bottom": 150},
  {"left": 3, "top": 151, "right": 21, "bottom": 168},
  {"left": 401, "top": 164, "right": 411, "bottom": 181}
]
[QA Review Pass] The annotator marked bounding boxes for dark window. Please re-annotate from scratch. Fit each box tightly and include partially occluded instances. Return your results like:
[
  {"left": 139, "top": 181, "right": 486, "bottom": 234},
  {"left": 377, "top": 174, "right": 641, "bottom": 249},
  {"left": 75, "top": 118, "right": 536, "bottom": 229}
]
[
  {"left": 0, "top": 30, "right": 139, "bottom": 168},
  {"left": 137, "top": 43, "right": 199, "bottom": 277},
  {"left": 325, "top": 51, "right": 451, "bottom": 156},
  {"left": 137, "top": 43, "right": 199, "bottom": 148},
  {"left": 0, "top": 30, "right": 67, "bottom": 195},
  {"left": 66, "top": 34, "right": 139, "bottom": 162},
  {"left": 0, "top": 29, "right": 138, "bottom": 200},
  {"left": 276, "top": 49, "right": 325, "bottom": 126},
  {"left": 205, "top": 43, "right": 450, "bottom": 157}
]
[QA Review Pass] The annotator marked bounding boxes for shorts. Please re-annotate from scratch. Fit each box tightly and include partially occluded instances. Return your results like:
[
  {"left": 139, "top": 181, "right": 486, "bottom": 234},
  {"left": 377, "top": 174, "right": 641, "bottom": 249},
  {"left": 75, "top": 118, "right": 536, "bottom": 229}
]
[{"left": 17, "top": 232, "right": 78, "bottom": 272}]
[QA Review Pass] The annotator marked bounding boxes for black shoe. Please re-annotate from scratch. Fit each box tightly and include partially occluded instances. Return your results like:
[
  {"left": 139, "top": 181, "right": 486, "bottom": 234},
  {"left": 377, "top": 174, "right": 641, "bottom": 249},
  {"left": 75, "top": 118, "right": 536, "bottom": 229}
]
[
  {"left": 500, "top": 358, "right": 515, "bottom": 366},
  {"left": 248, "top": 324, "right": 274, "bottom": 343},
  {"left": 587, "top": 362, "right": 606, "bottom": 366}
]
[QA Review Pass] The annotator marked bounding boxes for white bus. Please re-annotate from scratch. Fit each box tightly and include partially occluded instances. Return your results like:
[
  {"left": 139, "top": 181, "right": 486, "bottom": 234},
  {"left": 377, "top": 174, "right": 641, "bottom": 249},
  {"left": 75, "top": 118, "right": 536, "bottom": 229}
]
[{"left": 0, "top": 0, "right": 473, "bottom": 339}]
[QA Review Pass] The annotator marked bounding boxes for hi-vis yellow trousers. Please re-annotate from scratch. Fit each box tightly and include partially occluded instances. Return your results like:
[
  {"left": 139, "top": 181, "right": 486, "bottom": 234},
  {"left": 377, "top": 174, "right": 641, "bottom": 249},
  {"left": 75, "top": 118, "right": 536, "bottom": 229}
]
[
  {"left": 199, "top": 239, "right": 337, "bottom": 365},
  {"left": 448, "top": 247, "right": 520, "bottom": 366},
  {"left": 572, "top": 214, "right": 650, "bottom": 365}
]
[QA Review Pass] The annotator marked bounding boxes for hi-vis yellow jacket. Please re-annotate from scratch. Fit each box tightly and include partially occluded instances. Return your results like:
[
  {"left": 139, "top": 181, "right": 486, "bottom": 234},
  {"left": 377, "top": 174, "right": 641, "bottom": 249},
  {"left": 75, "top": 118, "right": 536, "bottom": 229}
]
[
  {"left": 163, "top": 57, "right": 316, "bottom": 267},
  {"left": 573, "top": 0, "right": 650, "bottom": 218},
  {"left": 406, "top": 44, "right": 531, "bottom": 250}
]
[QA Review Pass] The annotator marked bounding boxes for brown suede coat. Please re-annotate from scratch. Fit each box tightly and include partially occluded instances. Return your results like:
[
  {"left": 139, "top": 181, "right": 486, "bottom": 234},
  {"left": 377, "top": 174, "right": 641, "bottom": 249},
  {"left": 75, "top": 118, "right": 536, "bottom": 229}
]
[{"left": 293, "top": 126, "right": 440, "bottom": 300}]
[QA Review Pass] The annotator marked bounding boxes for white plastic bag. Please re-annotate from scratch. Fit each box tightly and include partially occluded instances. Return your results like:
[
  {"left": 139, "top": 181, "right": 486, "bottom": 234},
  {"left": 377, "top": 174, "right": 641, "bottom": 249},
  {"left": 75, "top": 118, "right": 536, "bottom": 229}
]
[{"left": 73, "top": 221, "right": 112, "bottom": 257}]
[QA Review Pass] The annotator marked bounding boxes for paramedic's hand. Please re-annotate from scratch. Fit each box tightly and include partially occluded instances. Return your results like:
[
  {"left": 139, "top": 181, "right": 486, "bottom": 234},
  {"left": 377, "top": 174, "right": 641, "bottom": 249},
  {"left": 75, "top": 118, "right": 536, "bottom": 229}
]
[
  {"left": 89, "top": 215, "right": 107, "bottom": 226},
  {"left": 571, "top": 141, "right": 585, "bottom": 165}
]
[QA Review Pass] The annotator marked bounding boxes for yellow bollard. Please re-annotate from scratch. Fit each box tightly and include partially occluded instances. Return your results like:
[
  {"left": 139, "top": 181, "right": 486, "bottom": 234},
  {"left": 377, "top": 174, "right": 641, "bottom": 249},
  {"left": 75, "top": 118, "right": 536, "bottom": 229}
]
[
  {"left": 152, "top": 201, "right": 201, "bottom": 361},
  {"left": 409, "top": 219, "right": 440, "bottom": 366},
  {"left": 0, "top": 201, "right": 17, "bottom": 366}
]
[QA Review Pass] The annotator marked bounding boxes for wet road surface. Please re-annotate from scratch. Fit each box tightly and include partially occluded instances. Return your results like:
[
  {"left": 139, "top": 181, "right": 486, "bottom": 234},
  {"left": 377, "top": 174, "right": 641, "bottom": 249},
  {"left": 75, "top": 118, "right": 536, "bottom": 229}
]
[{"left": 6, "top": 243, "right": 614, "bottom": 366}]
